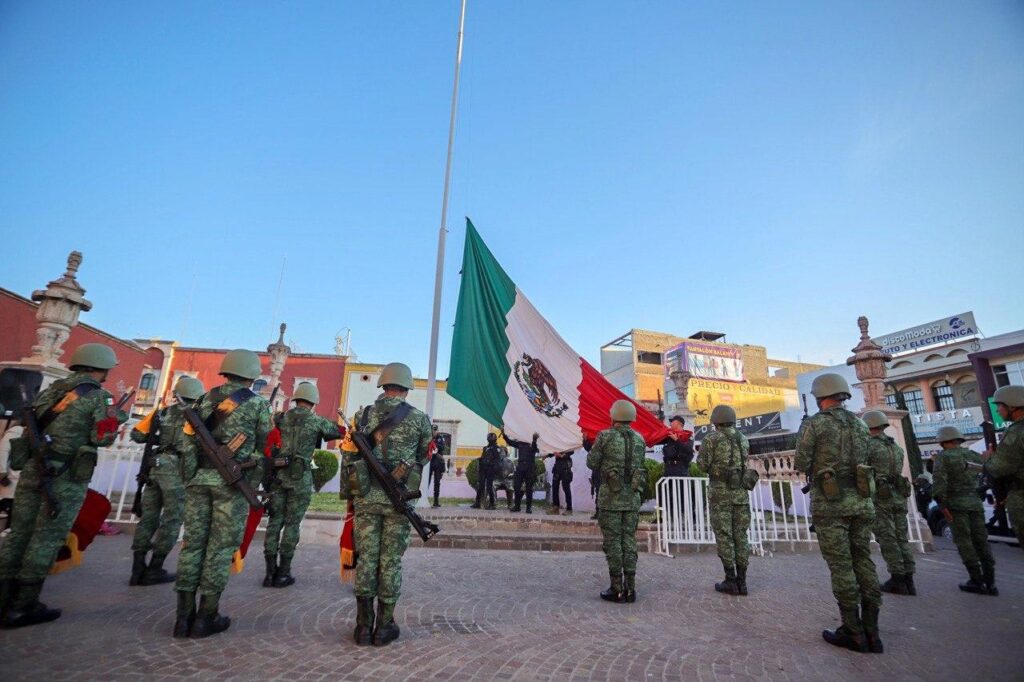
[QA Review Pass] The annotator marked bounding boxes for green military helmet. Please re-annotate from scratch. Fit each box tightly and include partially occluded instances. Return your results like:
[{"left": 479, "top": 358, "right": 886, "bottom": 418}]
[
  {"left": 810, "top": 372, "right": 852, "bottom": 400},
  {"left": 711, "top": 404, "right": 736, "bottom": 425},
  {"left": 936, "top": 425, "right": 966, "bottom": 444},
  {"left": 992, "top": 385, "right": 1024, "bottom": 408},
  {"left": 174, "top": 375, "right": 204, "bottom": 401},
  {"left": 609, "top": 399, "right": 636, "bottom": 423},
  {"left": 293, "top": 381, "right": 320, "bottom": 405},
  {"left": 219, "top": 349, "right": 262, "bottom": 380},
  {"left": 377, "top": 362, "right": 414, "bottom": 390},
  {"left": 862, "top": 410, "right": 889, "bottom": 430},
  {"left": 68, "top": 343, "right": 118, "bottom": 371}
]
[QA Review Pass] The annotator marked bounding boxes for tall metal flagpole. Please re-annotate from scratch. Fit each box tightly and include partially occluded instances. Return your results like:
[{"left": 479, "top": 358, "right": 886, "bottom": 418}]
[{"left": 425, "top": 0, "right": 467, "bottom": 420}]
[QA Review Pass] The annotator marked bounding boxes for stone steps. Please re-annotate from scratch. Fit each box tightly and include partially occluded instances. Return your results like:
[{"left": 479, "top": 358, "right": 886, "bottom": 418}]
[{"left": 412, "top": 529, "right": 606, "bottom": 552}]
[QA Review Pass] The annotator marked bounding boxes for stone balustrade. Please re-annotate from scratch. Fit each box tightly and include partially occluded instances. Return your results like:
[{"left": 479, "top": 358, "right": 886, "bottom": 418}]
[{"left": 747, "top": 450, "right": 801, "bottom": 481}]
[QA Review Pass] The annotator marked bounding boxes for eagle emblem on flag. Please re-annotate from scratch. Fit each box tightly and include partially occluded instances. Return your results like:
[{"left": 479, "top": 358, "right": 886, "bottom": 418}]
[{"left": 513, "top": 353, "right": 568, "bottom": 418}]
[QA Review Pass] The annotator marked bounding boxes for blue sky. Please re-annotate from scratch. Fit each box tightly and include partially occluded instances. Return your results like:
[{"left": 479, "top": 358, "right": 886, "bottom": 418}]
[{"left": 1, "top": 2, "right": 1021, "bottom": 375}]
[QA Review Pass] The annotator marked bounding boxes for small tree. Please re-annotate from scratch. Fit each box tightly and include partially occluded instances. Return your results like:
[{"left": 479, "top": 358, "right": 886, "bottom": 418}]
[
  {"left": 771, "top": 480, "right": 794, "bottom": 514},
  {"left": 312, "top": 450, "right": 339, "bottom": 492},
  {"left": 643, "top": 458, "right": 664, "bottom": 503}
]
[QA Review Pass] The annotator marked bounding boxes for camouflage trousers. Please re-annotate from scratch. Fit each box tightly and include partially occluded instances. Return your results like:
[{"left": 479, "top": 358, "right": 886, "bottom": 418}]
[
  {"left": 814, "top": 514, "right": 881, "bottom": 633},
  {"left": 131, "top": 469, "right": 184, "bottom": 556},
  {"left": 263, "top": 484, "right": 312, "bottom": 559},
  {"left": 354, "top": 508, "right": 410, "bottom": 604},
  {"left": 949, "top": 508, "right": 994, "bottom": 571},
  {"left": 872, "top": 502, "right": 915, "bottom": 576},
  {"left": 1005, "top": 490, "right": 1024, "bottom": 549},
  {"left": 174, "top": 482, "right": 246, "bottom": 596},
  {"left": 0, "top": 460, "right": 87, "bottom": 587},
  {"left": 598, "top": 510, "right": 639, "bottom": 575},
  {"left": 709, "top": 502, "right": 750, "bottom": 570}
]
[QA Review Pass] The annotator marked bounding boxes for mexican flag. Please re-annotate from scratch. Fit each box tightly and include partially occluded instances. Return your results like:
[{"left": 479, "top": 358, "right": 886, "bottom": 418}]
[{"left": 448, "top": 219, "right": 669, "bottom": 453}]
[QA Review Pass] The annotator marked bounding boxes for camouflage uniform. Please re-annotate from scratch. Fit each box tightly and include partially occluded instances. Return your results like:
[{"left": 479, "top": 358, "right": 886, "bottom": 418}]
[
  {"left": 263, "top": 406, "right": 341, "bottom": 571},
  {"left": 794, "top": 407, "right": 881, "bottom": 639},
  {"left": 175, "top": 381, "right": 271, "bottom": 603},
  {"left": 586, "top": 424, "right": 647, "bottom": 597},
  {"left": 129, "top": 404, "right": 188, "bottom": 561},
  {"left": 932, "top": 446, "right": 994, "bottom": 586},
  {"left": 0, "top": 373, "right": 125, "bottom": 621},
  {"left": 867, "top": 434, "right": 915, "bottom": 583},
  {"left": 697, "top": 426, "right": 751, "bottom": 576},
  {"left": 985, "top": 419, "right": 1024, "bottom": 548},
  {"left": 348, "top": 396, "right": 431, "bottom": 606}
]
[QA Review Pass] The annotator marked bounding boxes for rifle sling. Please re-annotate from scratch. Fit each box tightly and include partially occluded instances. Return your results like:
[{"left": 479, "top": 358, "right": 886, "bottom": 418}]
[
  {"left": 360, "top": 402, "right": 414, "bottom": 460},
  {"left": 204, "top": 387, "right": 256, "bottom": 433},
  {"left": 38, "top": 383, "right": 100, "bottom": 431}
]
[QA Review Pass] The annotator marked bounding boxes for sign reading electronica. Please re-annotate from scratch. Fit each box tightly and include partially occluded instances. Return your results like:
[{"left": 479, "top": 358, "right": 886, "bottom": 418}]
[
  {"left": 665, "top": 341, "right": 744, "bottom": 383},
  {"left": 871, "top": 312, "right": 979, "bottom": 356}
]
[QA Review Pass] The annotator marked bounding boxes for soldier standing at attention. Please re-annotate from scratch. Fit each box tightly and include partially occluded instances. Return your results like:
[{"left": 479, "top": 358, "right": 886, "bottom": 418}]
[
  {"left": 794, "top": 373, "right": 883, "bottom": 654},
  {"left": 983, "top": 385, "right": 1024, "bottom": 549},
  {"left": 128, "top": 375, "right": 204, "bottom": 587},
  {"left": 545, "top": 450, "right": 574, "bottom": 515},
  {"left": 697, "top": 405, "right": 752, "bottom": 596},
  {"left": 471, "top": 433, "right": 500, "bottom": 510},
  {"left": 862, "top": 410, "right": 916, "bottom": 596},
  {"left": 587, "top": 400, "right": 647, "bottom": 603},
  {"left": 348, "top": 363, "right": 432, "bottom": 646},
  {"left": 0, "top": 343, "right": 127, "bottom": 628},
  {"left": 173, "top": 349, "right": 271, "bottom": 639},
  {"left": 428, "top": 425, "right": 446, "bottom": 508},
  {"left": 503, "top": 429, "right": 539, "bottom": 513},
  {"left": 262, "top": 382, "right": 343, "bottom": 588},
  {"left": 932, "top": 425, "right": 997, "bottom": 595}
]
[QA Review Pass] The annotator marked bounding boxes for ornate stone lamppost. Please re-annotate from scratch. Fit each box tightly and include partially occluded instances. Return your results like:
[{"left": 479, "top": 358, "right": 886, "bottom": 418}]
[{"left": 265, "top": 323, "right": 290, "bottom": 411}]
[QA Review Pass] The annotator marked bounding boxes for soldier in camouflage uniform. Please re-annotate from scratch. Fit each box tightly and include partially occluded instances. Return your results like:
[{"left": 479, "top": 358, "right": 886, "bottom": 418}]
[
  {"left": 932, "top": 425, "right": 997, "bottom": 595},
  {"left": 862, "top": 410, "right": 916, "bottom": 596},
  {"left": 587, "top": 399, "right": 647, "bottom": 603},
  {"left": 346, "top": 363, "right": 431, "bottom": 646},
  {"left": 173, "top": 349, "right": 272, "bottom": 639},
  {"left": 984, "top": 385, "right": 1024, "bottom": 549},
  {"left": 262, "top": 381, "right": 342, "bottom": 588},
  {"left": 794, "top": 373, "right": 883, "bottom": 654},
  {"left": 697, "top": 405, "right": 752, "bottom": 596},
  {"left": 0, "top": 343, "right": 127, "bottom": 628},
  {"left": 128, "top": 375, "right": 204, "bottom": 587}
]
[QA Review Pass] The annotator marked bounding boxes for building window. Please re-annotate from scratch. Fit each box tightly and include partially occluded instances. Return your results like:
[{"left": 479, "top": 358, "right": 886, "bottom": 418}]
[
  {"left": 140, "top": 373, "right": 156, "bottom": 391},
  {"left": 637, "top": 351, "right": 663, "bottom": 365},
  {"left": 932, "top": 382, "right": 955, "bottom": 411},
  {"left": 900, "top": 388, "right": 925, "bottom": 415},
  {"left": 884, "top": 393, "right": 898, "bottom": 409},
  {"left": 252, "top": 379, "right": 268, "bottom": 393},
  {"left": 993, "top": 360, "right": 1024, "bottom": 388}
]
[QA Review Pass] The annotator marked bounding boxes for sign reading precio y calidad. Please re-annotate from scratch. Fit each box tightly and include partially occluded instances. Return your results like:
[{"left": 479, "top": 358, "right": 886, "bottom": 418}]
[{"left": 871, "top": 312, "right": 979, "bottom": 355}]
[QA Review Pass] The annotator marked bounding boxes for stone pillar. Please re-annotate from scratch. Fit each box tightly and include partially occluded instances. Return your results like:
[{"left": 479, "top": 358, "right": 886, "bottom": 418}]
[
  {"left": 668, "top": 368, "right": 696, "bottom": 426},
  {"left": 265, "top": 323, "right": 290, "bottom": 411},
  {"left": 2, "top": 251, "right": 93, "bottom": 390}
]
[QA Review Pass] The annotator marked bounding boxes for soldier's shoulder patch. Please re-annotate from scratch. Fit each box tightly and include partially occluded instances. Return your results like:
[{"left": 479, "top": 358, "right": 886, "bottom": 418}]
[{"left": 105, "top": 396, "right": 114, "bottom": 405}]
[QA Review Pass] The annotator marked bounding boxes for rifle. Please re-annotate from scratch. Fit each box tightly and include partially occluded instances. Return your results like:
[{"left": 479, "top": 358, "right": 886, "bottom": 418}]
[
  {"left": 976, "top": 421, "right": 1007, "bottom": 503},
  {"left": 350, "top": 424, "right": 439, "bottom": 543},
  {"left": 800, "top": 393, "right": 813, "bottom": 494},
  {"left": 178, "top": 394, "right": 263, "bottom": 509},
  {"left": 132, "top": 401, "right": 162, "bottom": 517},
  {"left": 21, "top": 401, "right": 61, "bottom": 520}
]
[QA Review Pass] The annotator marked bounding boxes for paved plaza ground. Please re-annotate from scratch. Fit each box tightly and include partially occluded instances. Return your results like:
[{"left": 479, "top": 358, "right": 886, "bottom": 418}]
[{"left": 1, "top": 533, "right": 1021, "bottom": 681}]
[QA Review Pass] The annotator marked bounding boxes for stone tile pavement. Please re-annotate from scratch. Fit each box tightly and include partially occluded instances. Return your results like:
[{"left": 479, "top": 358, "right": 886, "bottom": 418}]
[{"left": 1, "top": 533, "right": 1021, "bottom": 681}]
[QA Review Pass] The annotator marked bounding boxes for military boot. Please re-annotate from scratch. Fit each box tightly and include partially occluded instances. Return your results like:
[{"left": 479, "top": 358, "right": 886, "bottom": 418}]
[
  {"left": 273, "top": 556, "right": 295, "bottom": 588},
  {"left": 190, "top": 593, "right": 230, "bottom": 638},
  {"left": 880, "top": 574, "right": 909, "bottom": 595},
  {"left": 736, "top": 565, "right": 748, "bottom": 596},
  {"left": 139, "top": 553, "right": 175, "bottom": 585},
  {"left": 263, "top": 555, "right": 277, "bottom": 588},
  {"left": 3, "top": 581, "right": 61, "bottom": 629},
  {"left": 623, "top": 572, "right": 636, "bottom": 603},
  {"left": 982, "top": 563, "right": 998, "bottom": 596},
  {"left": 861, "top": 605, "right": 883, "bottom": 654},
  {"left": 959, "top": 564, "right": 987, "bottom": 594},
  {"left": 173, "top": 591, "right": 196, "bottom": 638},
  {"left": 715, "top": 567, "right": 739, "bottom": 596},
  {"left": 600, "top": 572, "right": 624, "bottom": 603},
  {"left": 822, "top": 608, "right": 868, "bottom": 653},
  {"left": 353, "top": 597, "right": 375, "bottom": 646},
  {"left": 373, "top": 601, "right": 400, "bottom": 646},
  {"left": 904, "top": 573, "right": 917, "bottom": 596},
  {"left": 129, "top": 550, "right": 148, "bottom": 586}
]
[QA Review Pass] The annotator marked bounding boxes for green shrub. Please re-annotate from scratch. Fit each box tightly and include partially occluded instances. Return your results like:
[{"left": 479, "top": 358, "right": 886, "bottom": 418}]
[
  {"left": 466, "top": 458, "right": 480, "bottom": 488},
  {"left": 643, "top": 458, "right": 664, "bottom": 502},
  {"left": 771, "top": 480, "right": 794, "bottom": 513},
  {"left": 312, "top": 450, "right": 339, "bottom": 493},
  {"left": 688, "top": 461, "right": 706, "bottom": 477}
]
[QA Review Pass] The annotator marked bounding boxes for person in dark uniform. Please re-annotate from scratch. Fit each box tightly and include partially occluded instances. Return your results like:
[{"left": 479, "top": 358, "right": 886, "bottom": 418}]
[
  {"left": 544, "top": 450, "right": 574, "bottom": 515},
  {"left": 661, "top": 416, "right": 694, "bottom": 477},
  {"left": 428, "top": 426, "right": 447, "bottom": 508},
  {"left": 502, "top": 430, "right": 539, "bottom": 514},
  {"left": 472, "top": 433, "right": 500, "bottom": 510}
]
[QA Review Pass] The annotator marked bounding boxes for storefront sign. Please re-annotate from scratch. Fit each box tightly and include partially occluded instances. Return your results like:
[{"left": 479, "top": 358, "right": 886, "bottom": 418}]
[
  {"left": 684, "top": 378, "right": 796, "bottom": 426},
  {"left": 872, "top": 312, "right": 979, "bottom": 355},
  {"left": 692, "top": 411, "right": 782, "bottom": 439},
  {"left": 910, "top": 406, "right": 984, "bottom": 440},
  {"left": 665, "top": 342, "right": 744, "bottom": 383}
]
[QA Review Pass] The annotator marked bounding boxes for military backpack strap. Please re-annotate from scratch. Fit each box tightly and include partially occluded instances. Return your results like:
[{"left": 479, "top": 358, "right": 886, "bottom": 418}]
[
  {"left": 204, "top": 387, "right": 257, "bottom": 432},
  {"left": 620, "top": 431, "right": 634, "bottom": 485},
  {"left": 365, "top": 402, "right": 414, "bottom": 457},
  {"left": 37, "top": 383, "right": 101, "bottom": 431}
]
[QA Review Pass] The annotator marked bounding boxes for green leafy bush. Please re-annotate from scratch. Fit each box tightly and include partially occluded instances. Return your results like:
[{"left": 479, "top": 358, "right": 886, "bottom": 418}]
[
  {"left": 466, "top": 458, "right": 480, "bottom": 489},
  {"left": 312, "top": 450, "right": 339, "bottom": 493},
  {"left": 771, "top": 480, "right": 794, "bottom": 513},
  {"left": 688, "top": 461, "right": 706, "bottom": 477},
  {"left": 643, "top": 458, "right": 664, "bottom": 502}
]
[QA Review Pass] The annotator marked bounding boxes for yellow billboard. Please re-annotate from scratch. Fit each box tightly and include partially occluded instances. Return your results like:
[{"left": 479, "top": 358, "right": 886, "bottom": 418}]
[{"left": 686, "top": 379, "right": 796, "bottom": 426}]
